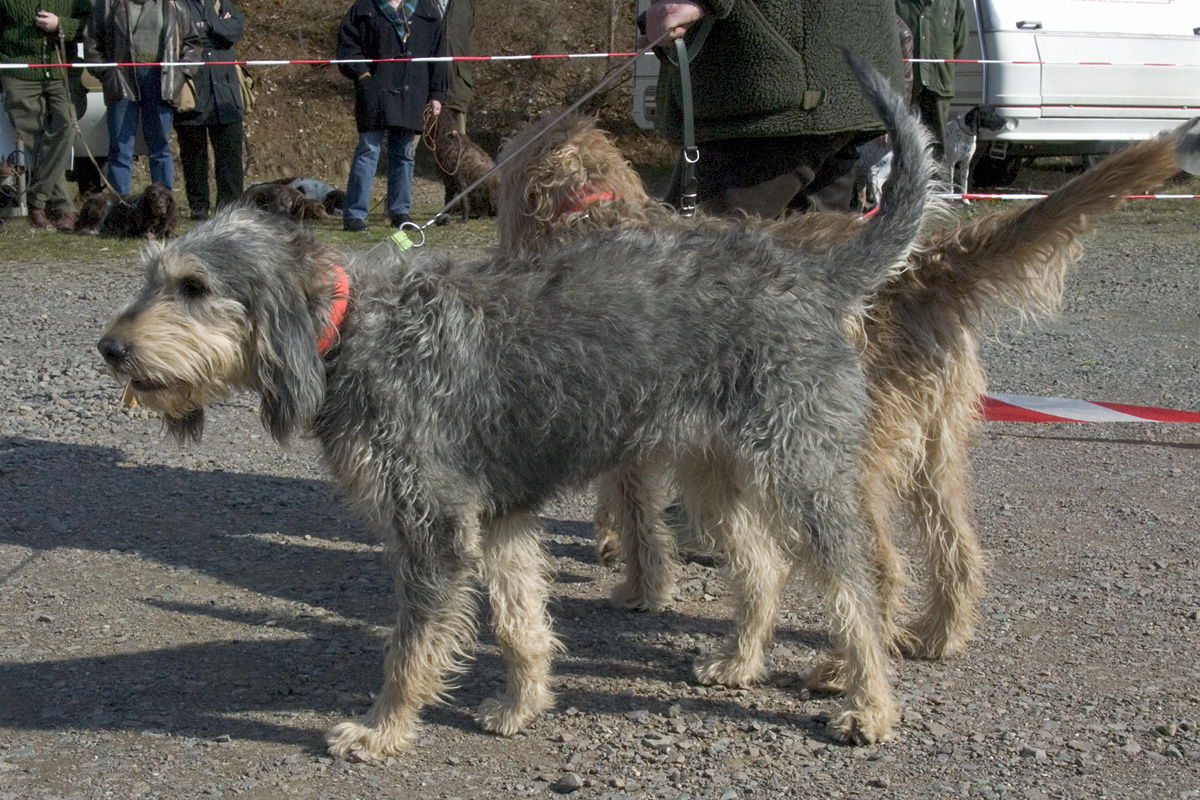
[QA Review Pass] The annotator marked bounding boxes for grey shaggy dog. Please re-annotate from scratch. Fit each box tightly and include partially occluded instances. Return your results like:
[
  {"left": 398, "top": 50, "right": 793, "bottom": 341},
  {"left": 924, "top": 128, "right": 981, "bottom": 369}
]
[{"left": 96, "top": 53, "right": 933, "bottom": 758}]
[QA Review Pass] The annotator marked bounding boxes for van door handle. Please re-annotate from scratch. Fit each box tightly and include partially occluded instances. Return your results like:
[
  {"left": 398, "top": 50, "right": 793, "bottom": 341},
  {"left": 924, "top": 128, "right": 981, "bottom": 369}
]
[{"left": 1016, "top": 20, "right": 1042, "bottom": 30}]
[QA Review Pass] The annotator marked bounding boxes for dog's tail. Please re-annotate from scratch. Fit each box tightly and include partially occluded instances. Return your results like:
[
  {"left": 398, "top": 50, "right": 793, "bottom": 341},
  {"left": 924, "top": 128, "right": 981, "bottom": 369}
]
[
  {"left": 908, "top": 125, "right": 1186, "bottom": 330},
  {"left": 819, "top": 51, "right": 937, "bottom": 309}
]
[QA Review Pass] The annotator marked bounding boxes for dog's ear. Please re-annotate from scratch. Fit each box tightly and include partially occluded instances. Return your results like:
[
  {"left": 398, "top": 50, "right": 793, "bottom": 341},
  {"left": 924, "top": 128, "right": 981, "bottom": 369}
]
[
  {"left": 164, "top": 408, "right": 205, "bottom": 443},
  {"left": 250, "top": 281, "right": 325, "bottom": 443}
]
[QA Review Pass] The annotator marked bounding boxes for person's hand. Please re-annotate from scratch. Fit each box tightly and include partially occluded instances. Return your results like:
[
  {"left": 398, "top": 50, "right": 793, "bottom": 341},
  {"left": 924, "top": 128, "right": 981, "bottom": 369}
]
[
  {"left": 34, "top": 10, "right": 61, "bottom": 34},
  {"left": 638, "top": 0, "right": 705, "bottom": 47},
  {"left": 427, "top": 99, "right": 442, "bottom": 115}
]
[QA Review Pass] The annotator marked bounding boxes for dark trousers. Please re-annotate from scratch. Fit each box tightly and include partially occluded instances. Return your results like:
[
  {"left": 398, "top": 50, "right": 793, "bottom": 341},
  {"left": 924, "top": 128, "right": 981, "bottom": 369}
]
[
  {"left": 914, "top": 87, "right": 952, "bottom": 162},
  {"left": 176, "top": 121, "right": 245, "bottom": 217},
  {"left": 0, "top": 75, "right": 77, "bottom": 216},
  {"left": 664, "top": 130, "right": 878, "bottom": 218}
]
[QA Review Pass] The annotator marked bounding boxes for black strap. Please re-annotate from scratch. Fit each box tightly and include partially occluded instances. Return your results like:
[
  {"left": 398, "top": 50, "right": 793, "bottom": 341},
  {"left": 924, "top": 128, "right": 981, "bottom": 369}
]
[{"left": 674, "top": 36, "right": 698, "bottom": 217}]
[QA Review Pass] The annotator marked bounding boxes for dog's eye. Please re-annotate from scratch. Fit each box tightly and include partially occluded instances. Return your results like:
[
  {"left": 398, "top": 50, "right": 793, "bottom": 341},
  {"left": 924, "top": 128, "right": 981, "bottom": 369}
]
[{"left": 179, "top": 278, "right": 208, "bottom": 299}]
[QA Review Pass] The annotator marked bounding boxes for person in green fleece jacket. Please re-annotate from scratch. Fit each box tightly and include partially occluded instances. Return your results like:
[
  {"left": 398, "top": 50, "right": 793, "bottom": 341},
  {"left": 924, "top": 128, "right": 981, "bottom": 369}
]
[
  {"left": 0, "top": 0, "right": 92, "bottom": 229},
  {"left": 643, "top": 0, "right": 905, "bottom": 217}
]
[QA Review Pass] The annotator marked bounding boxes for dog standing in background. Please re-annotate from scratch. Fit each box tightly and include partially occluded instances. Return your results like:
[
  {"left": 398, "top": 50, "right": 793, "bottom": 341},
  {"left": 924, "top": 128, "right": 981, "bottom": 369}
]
[
  {"left": 423, "top": 108, "right": 499, "bottom": 223},
  {"left": 74, "top": 183, "right": 177, "bottom": 238},
  {"left": 496, "top": 99, "right": 1192, "bottom": 669},
  {"left": 944, "top": 104, "right": 1009, "bottom": 194},
  {"left": 96, "top": 54, "right": 934, "bottom": 756}
]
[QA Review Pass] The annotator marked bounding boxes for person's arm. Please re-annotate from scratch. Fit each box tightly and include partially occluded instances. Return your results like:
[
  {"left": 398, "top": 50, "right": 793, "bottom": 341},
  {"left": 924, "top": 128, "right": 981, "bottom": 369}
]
[
  {"left": 953, "top": 0, "right": 968, "bottom": 58},
  {"left": 80, "top": 0, "right": 111, "bottom": 80},
  {"left": 207, "top": 0, "right": 246, "bottom": 48},
  {"left": 335, "top": 3, "right": 371, "bottom": 82}
]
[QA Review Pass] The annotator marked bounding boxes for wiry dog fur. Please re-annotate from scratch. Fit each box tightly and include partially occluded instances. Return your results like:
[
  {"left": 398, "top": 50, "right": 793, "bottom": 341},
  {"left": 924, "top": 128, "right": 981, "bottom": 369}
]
[
  {"left": 496, "top": 77, "right": 1190, "bottom": 671},
  {"left": 75, "top": 183, "right": 178, "bottom": 238},
  {"left": 423, "top": 110, "right": 499, "bottom": 223},
  {"left": 96, "top": 54, "right": 933, "bottom": 757}
]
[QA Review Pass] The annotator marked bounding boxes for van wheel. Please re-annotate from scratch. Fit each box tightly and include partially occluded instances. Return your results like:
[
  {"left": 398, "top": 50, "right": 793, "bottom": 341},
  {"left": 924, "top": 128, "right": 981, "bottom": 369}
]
[
  {"left": 970, "top": 155, "right": 1024, "bottom": 190},
  {"left": 69, "top": 157, "right": 106, "bottom": 196}
]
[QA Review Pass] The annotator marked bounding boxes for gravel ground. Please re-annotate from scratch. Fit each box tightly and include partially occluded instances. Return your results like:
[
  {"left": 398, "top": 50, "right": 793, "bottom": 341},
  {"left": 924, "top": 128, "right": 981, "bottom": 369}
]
[{"left": 1, "top": 193, "right": 1199, "bottom": 800}]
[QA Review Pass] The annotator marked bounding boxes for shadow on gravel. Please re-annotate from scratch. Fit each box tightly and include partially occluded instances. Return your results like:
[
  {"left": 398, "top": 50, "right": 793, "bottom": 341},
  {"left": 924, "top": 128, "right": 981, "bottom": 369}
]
[{"left": 1, "top": 436, "right": 834, "bottom": 746}]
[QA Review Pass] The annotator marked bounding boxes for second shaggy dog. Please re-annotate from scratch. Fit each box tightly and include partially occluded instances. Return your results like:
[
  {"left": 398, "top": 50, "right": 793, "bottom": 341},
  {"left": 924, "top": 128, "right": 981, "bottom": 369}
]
[{"left": 496, "top": 102, "right": 1191, "bottom": 670}]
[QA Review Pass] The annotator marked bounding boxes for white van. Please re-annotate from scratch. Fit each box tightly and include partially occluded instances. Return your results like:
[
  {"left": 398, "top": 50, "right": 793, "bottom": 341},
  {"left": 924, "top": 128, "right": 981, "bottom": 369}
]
[{"left": 631, "top": 0, "right": 1200, "bottom": 188}]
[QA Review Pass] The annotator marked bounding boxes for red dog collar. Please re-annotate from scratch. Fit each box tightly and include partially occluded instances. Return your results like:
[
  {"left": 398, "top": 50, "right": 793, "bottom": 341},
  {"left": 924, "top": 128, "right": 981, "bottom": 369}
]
[{"left": 317, "top": 264, "right": 350, "bottom": 357}]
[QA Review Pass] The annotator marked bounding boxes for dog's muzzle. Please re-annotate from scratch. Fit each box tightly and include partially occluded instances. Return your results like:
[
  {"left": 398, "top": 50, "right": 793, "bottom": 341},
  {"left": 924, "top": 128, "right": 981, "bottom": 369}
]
[{"left": 98, "top": 335, "right": 131, "bottom": 368}]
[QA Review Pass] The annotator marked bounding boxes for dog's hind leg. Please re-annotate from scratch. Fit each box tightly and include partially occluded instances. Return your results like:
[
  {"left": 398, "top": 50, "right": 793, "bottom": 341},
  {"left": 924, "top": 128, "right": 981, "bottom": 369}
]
[
  {"left": 599, "top": 453, "right": 678, "bottom": 611},
  {"left": 326, "top": 517, "right": 481, "bottom": 760},
  {"left": 765, "top": 408, "right": 897, "bottom": 744},
  {"left": 900, "top": 401, "right": 988, "bottom": 659},
  {"left": 677, "top": 449, "right": 789, "bottom": 688},
  {"left": 476, "top": 511, "right": 561, "bottom": 735}
]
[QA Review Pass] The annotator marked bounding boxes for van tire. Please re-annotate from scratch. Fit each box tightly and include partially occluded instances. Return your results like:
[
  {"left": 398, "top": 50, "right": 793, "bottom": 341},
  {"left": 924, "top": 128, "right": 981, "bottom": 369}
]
[{"left": 969, "top": 154, "right": 1024, "bottom": 190}]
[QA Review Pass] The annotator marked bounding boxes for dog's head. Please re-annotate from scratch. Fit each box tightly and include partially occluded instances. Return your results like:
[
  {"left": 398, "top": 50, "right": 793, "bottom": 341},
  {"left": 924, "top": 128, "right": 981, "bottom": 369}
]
[
  {"left": 323, "top": 189, "right": 346, "bottom": 215},
  {"left": 242, "top": 183, "right": 303, "bottom": 217},
  {"left": 97, "top": 207, "right": 342, "bottom": 443},
  {"left": 293, "top": 197, "right": 329, "bottom": 221},
  {"left": 965, "top": 104, "right": 1009, "bottom": 134},
  {"left": 75, "top": 191, "right": 119, "bottom": 234},
  {"left": 495, "top": 112, "right": 653, "bottom": 253},
  {"left": 140, "top": 182, "right": 178, "bottom": 238}
]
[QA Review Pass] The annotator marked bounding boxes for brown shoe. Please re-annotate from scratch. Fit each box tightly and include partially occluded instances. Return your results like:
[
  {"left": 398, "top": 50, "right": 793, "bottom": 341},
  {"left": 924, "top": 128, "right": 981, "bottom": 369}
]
[
  {"left": 54, "top": 212, "right": 78, "bottom": 231},
  {"left": 29, "top": 208, "right": 52, "bottom": 229}
]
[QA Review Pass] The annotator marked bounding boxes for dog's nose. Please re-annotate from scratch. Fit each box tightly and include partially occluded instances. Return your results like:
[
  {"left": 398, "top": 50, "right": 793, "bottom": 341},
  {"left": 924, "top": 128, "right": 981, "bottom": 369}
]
[{"left": 98, "top": 335, "right": 130, "bottom": 365}]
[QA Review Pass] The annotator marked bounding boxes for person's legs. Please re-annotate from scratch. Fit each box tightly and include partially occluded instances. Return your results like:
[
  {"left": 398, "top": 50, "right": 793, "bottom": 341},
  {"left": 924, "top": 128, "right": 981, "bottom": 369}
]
[
  {"left": 345, "top": 129, "right": 383, "bottom": 223},
  {"left": 210, "top": 121, "right": 245, "bottom": 208},
  {"left": 916, "top": 88, "right": 951, "bottom": 163},
  {"left": 667, "top": 134, "right": 859, "bottom": 218},
  {"left": 385, "top": 129, "right": 417, "bottom": 220},
  {"left": 138, "top": 67, "right": 175, "bottom": 188},
  {"left": 175, "top": 124, "right": 212, "bottom": 218},
  {"left": 2, "top": 76, "right": 77, "bottom": 216},
  {"left": 106, "top": 96, "right": 140, "bottom": 194}
]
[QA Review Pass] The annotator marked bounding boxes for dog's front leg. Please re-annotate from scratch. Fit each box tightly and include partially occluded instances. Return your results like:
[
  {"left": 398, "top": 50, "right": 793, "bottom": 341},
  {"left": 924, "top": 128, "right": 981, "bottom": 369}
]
[
  {"left": 476, "top": 512, "right": 561, "bottom": 735},
  {"left": 597, "top": 454, "right": 678, "bottom": 611},
  {"left": 326, "top": 523, "right": 479, "bottom": 761}
]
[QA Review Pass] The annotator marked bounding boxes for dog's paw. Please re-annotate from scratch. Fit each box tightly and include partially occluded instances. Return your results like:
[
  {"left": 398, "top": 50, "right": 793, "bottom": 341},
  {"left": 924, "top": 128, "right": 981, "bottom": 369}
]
[
  {"left": 826, "top": 702, "right": 896, "bottom": 746},
  {"left": 477, "top": 691, "right": 552, "bottom": 737},
  {"left": 899, "top": 615, "right": 975, "bottom": 660},
  {"left": 609, "top": 578, "right": 671, "bottom": 612},
  {"left": 326, "top": 720, "right": 412, "bottom": 761},
  {"left": 694, "top": 650, "right": 766, "bottom": 688},
  {"left": 805, "top": 655, "right": 848, "bottom": 694},
  {"left": 593, "top": 527, "right": 622, "bottom": 568}
]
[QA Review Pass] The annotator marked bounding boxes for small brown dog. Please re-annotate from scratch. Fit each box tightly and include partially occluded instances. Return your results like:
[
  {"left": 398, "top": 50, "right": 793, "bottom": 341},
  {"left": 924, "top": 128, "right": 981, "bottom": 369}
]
[
  {"left": 423, "top": 109, "right": 499, "bottom": 223},
  {"left": 241, "top": 183, "right": 328, "bottom": 222},
  {"left": 75, "top": 183, "right": 177, "bottom": 238}
]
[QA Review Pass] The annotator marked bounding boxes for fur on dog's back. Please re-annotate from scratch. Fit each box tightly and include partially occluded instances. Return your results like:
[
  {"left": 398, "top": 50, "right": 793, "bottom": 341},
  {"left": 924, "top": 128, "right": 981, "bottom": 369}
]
[{"left": 324, "top": 223, "right": 869, "bottom": 510}]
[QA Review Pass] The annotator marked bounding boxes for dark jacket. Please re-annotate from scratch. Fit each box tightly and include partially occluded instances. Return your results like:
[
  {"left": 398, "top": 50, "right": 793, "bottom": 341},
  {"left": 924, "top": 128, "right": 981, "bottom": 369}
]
[
  {"left": 895, "top": 0, "right": 968, "bottom": 97},
  {"left": 82, "top": 0, "right": 203, "bottom": 107},
  {"left": 655, "top": 0, "right": 905, "bottom": 144},
  {"left": 174, "top": 0, "right": 245, "bottom": 125},
  {"left": 336, "top": 0, "right": 447, "bottom": 133},
  {"left": 0, "top": 0, "right": 92, "bottom": 82},
  {"left": 442, "top": 0, "right": 473, "bottom": 114}
]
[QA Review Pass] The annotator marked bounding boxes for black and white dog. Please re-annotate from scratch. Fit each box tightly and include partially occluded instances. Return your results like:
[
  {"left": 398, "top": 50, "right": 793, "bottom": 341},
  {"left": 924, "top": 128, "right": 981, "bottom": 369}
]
[{"left": 945, "top": 104, "right": 1009, "bottom": 195}]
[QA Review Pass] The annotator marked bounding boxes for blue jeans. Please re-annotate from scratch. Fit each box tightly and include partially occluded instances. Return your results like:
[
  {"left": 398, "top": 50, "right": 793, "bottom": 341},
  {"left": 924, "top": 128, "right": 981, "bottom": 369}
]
[
  {"left": 344, "top": 128, "right": 416, "bottom": 222},
  {"left": 106, "top": 66, "right": 174, "bottom": 193}
]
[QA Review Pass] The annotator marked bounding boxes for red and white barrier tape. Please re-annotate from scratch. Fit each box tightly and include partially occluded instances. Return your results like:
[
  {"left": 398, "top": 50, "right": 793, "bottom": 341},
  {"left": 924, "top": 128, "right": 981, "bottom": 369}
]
[
  {"left": 983, "top": 393, "right": 1200, "bottom": 423},
  {"left": 4, "top": 54, "right": 1200, "bottom": 70},
  {"left": 943, "top": 193, "right": 1200, "bottom": 201}
]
